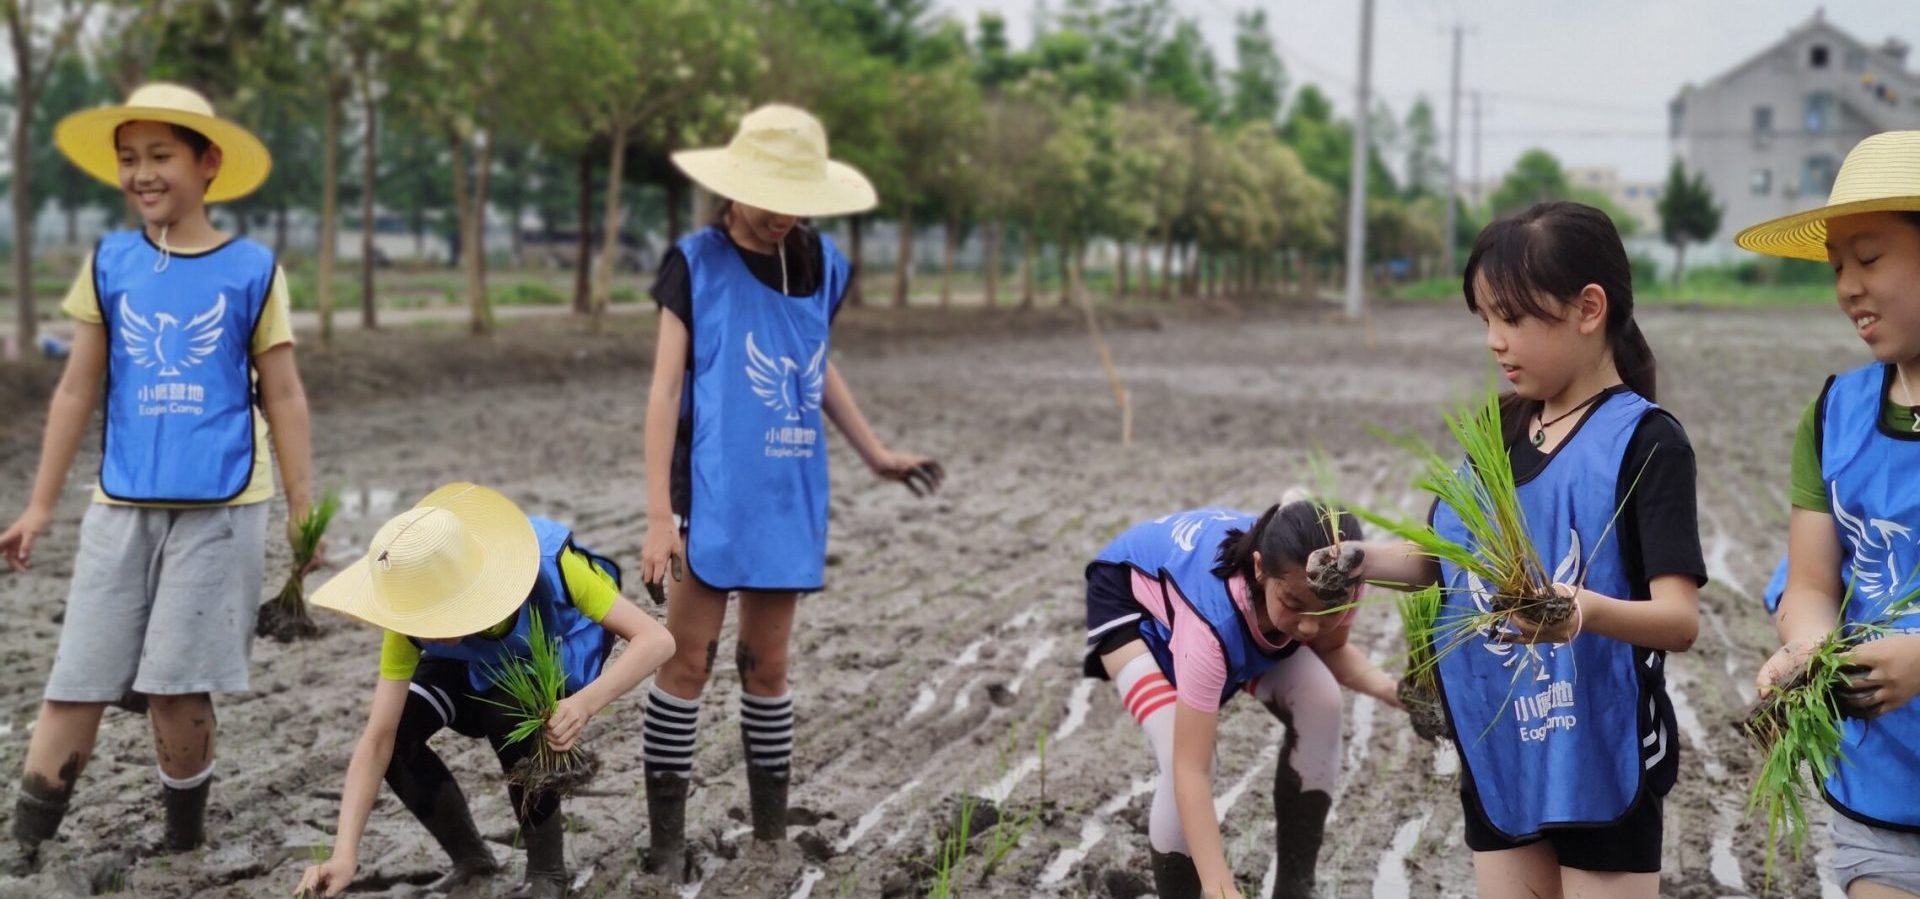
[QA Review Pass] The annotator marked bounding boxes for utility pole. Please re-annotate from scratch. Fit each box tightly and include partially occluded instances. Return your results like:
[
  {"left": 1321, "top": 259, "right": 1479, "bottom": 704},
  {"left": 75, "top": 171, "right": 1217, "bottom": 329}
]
[
  {"left": 1443, "top": 24, "right": 1463, "bottom": 274},
  {"left": 1472, "top": 91, "right": 1483, "bottom": 210},
  {"left": 1344, "top": 0, "right": 1374, "bottom": 320}
]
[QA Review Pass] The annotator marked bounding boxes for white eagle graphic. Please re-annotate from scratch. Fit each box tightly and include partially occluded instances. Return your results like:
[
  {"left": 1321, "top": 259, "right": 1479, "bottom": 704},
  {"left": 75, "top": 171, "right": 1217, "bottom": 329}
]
[
  {"left": 1832, "top": 490, "right": 1917, "bottom": 602},
  {"left": 744, "top": 331, "right": 826, "bottom": 421},
  {"left": 120, "top": 293, "right": 225, "bottom": 377},
  {"left": 1157, "top": 509, "right": 1240, "bottom": 553},
  {"left": 1470, "top": 529, "right": 1583, "bottom": 679}
]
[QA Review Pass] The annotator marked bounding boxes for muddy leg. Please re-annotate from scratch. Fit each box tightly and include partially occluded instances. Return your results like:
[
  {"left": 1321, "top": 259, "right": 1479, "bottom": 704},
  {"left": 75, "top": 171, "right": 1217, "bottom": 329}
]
[
  {"left": 6, "top": 700, "right": 106, "bottom": 872},
  {"left": 148, "top": 693, "right": 215, "bottom": 852},
  {"left": 1149, "top": 848, "right": 1203, "bottom": 899},
  {"left": 1270, "top": 755, "right": 1331, "bottom": 899},
  {"left": 646, "top": 576, "right": 728, "bottom": 879}
]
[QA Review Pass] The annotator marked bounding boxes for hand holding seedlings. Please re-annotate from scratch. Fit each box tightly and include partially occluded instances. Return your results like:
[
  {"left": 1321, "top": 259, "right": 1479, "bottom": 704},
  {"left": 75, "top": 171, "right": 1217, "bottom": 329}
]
[
  {"left": 1833, "top": 634, "right": 1920, "bottom": 720},
  {"left": 545, "top": 695, "right": 590, "bottom": 753},
  {"left": 0, "top": 505, "right": 51, "bottom": 571},
  {"left": 295, "top": 855, "right": 355, "bottom": 897},
  {"left": 1492, "top": 583, "right": 1583, "bottom": 644},
  {"left": 1754, "top": 638, "right": 1818, "bottom": 699},
  {"left": 1304, "top": 542, "right": 1365, "bottom": 605}
]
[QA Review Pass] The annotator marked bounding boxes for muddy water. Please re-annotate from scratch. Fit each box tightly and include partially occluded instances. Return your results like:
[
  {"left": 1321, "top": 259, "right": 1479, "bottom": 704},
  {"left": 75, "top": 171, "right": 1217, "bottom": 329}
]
[{"left": 0, "top": 302, "right": 1866, "bottom": 897}]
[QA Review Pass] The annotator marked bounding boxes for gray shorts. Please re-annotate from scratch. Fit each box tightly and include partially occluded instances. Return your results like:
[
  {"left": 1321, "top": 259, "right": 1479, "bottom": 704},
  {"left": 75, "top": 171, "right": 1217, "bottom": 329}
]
[
  {"left": 1832, "top": 813, "right": 1920, "bottom": 895},
  {"left": 44, "top": 502, "right": 268, "bottom": 700}
]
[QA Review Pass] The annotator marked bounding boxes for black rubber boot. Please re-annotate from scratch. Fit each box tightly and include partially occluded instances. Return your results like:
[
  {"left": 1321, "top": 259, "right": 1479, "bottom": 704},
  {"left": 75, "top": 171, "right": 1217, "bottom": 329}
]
[
  {"left": 1149, "top": 848, "right": 1202, "bottom": 899},
  {"left": 5, "top": 777, "right": 71, "bottom": 876},
  {"left": 519, "top": 809, "right": 566, "bottom": 899},
  {"left": 1270, "top": 760, "right": 1332, "bottom": 899},
  {"left": 161, "top": 779, "right": 210, "bottom": 852},
  {"left": 744, "top": 764, "right": 789, "bottom": 842},
  {"left": 416, "top": 780, "right": 500, "bottom": 894},
  {"left": 642, "top": 766, "right": 689, "bottom": 881}
]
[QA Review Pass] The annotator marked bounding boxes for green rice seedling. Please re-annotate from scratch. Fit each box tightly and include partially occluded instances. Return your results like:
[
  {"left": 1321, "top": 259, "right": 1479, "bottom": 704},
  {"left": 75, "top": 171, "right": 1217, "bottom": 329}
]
[
  {"left": 926, "top": 792, "right": 977, "bottom": 899},
  {"left": 477, "top": 612, "right": 599, "bottom": 806},
  {"left": 1394, "top": 585, "right": 1451, "bottom": 741},
  {"left": 257, "top": 490, "right": 340, "bottom": 642},
  {"left": 1745, "top": 584, "right": 1920, "bottom": 889}
]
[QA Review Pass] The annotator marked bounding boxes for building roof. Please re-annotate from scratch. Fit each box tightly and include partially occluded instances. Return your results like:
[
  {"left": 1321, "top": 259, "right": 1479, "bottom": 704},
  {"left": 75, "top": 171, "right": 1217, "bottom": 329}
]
[{"left": 1674, "top": 11, "right": 1918, "bottom": 101}]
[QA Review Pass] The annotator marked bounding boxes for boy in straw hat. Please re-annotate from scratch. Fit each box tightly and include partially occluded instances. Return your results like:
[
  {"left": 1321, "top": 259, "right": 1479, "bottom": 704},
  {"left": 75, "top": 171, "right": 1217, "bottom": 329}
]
[
  {"left": 1743, "top": 131, "right": 1920, "bottom": 898},
  {"left": 0, "top": 82, "right": 314, "bottom": 874},
  {"left": 296, "top": 483, "right": 674, "bottom": 898},
  {"left": 638, "top": 103, "right": 940, "bottom": 879}
]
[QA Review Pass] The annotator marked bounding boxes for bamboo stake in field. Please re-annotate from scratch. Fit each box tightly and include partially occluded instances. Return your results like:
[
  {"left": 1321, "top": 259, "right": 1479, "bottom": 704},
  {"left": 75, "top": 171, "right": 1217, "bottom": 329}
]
[{"left": 1069, "top": 264, "right": 1131, "bottom": 445}]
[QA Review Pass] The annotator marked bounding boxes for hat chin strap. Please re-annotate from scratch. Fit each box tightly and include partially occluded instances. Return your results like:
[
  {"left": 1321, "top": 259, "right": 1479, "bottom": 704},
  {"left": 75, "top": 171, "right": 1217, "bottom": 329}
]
[{"left": 153, "top": 223, "right": 172, "bottom": 273}]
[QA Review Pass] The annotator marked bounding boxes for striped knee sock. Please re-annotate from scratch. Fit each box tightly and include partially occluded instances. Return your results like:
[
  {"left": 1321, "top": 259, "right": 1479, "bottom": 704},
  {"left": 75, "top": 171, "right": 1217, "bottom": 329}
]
[
  {"left": 643, "top": 685, "right": 701, "bottom": 778},
  {"left": 739, "top": 691, "right": 795, "bottom": 776}
]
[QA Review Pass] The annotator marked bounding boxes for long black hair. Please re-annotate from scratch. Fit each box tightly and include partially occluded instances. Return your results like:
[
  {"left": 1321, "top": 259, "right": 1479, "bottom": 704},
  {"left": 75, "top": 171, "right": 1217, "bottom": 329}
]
[
  {"left": 1463, "top": 201, "right": 1656, "bottom": 445},
  {"left": 713, "top": 198, "right": 819, "bottom": 294},
  {"left": 1211, "top": 500, "right": 1364, "bottom": 585}
]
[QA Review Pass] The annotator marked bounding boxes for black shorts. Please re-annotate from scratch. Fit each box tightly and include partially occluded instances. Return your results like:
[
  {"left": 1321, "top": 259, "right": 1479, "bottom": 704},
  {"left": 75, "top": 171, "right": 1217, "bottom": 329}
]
[
  {"left": 1460, "top": 769, "right": 1663, "bottom": 873},
  {"left": 1083, "top": 561, "right": 1145, "bottom": 678}
]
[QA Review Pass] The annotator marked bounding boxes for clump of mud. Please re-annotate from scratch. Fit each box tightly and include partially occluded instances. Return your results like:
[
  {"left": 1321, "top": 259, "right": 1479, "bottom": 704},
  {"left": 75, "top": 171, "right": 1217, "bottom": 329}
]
[{"left": 1397, "top": 679, "right": 1451, "bottom": 742}]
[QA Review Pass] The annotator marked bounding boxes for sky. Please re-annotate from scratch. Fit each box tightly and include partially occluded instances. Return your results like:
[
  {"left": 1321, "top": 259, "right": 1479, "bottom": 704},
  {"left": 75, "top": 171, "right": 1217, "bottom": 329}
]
[{"left": 936, "top": 0, "right": 1919, "bottom": 184}]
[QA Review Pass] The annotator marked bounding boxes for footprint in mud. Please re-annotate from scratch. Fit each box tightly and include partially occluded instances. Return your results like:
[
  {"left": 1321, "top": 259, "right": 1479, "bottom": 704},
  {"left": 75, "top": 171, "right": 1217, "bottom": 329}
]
[{"left": 697, "top": 840, "right": 807, "bottom": 898}]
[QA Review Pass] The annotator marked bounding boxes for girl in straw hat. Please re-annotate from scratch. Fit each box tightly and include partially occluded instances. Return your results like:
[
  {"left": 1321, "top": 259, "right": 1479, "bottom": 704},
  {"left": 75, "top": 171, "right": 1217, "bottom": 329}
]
[
  {"left": 1744, "top": 131, "right": 1920, "bottom": 899},
  {"left": 296, "top": 483, "right": 675, "bottom": 898},
  {"left": 0, "top": 83, "right": 314, "bottom": 874},
  {"left": 638, "top": 103, "right": 941, "bottom": 879}
]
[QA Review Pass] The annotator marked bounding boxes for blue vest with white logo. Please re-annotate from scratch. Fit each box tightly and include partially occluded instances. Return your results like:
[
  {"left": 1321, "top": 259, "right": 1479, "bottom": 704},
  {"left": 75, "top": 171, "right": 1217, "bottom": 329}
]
[
  {"left": 1433, "top": 390, "right": 1663, "bottom": 838},
  {"left": 95, "top": 231, "right": 273, "bottom": 502},
  {"left": 681, "top": 227, "right": 848, "bottom": 590},
  {"left": 1818, "top": 363, "right": 1920, "bottom": 831},
  {"left": 420, "top": 516, "right": 618, "bottom": 695},
  {"left": 1095, "top": 509, "right": 1290, "bottom": 705}
]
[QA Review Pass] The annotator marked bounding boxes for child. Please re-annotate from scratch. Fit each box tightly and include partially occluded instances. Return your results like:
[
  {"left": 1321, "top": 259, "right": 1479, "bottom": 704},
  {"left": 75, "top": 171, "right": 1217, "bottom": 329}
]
[
  {"left": 1084, "top": 497, "right": 1399, "bottom": 899},
  {"left": 1742, "top": 131, "right": 1920, "bottom": 899},
  {"left": 638, "top": 104, "right": 940, "bottom": 878},
  {"left": 0, "top": 83, "right": 314, "bottom": 873},
  {"left": 294, "top": 483, "right": 675, "bottom": 898},
  {"left": 1309, "top": 202, "right": 1704, "bottom": 899}
]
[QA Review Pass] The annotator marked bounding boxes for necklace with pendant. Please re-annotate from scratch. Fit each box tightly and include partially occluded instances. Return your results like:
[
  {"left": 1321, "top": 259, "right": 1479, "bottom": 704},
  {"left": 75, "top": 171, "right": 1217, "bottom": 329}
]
[{"left": 1532, "top": 391, "right": 1609, "bottom": 447}]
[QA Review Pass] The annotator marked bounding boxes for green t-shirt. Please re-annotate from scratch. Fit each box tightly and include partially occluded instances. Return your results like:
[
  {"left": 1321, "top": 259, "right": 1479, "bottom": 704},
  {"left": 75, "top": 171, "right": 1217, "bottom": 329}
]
[
  {"left": 1789, "top": 372, "right": 1920, "bottom": 511},
  {"left": 377, "top": 547, "right": 621, "bottom": 681}
]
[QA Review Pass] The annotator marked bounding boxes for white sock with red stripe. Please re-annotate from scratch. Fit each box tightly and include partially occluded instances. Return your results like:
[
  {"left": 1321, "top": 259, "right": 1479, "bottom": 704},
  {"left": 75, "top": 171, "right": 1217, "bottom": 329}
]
[{"left": 1113, "top": 652, "right": 1186, "bottom": 853}]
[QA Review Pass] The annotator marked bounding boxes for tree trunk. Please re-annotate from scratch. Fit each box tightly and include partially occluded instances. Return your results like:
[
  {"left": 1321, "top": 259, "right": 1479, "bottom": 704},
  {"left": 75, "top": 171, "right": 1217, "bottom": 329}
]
[
  {"left": 1160, "top": 238, "right": 1175, "bottom": 302},
  {"left": 64, "top": 206, "right": 77, "bottom": 246},
  {"left": 447, "top": 133, "right": 488, "bottom": 336},
  {"left": 982, "top": 218, "right": 1000, "bottom": 308},
  {"left": 473, "top": 127, "right": 493, "bottom": 332},
  {"left": 359, "top": 70, "right": 378, "bottom": 330},
  {"left": 9, "top": 77, "right": 33, "bottom": 355},
  {"left": 1672, "top": 243, "right": 1686, "bottom": 286},
  {"left": 573, "top": 151, "right": 592, "bottom": 314},
  {"left": 273, "top": 205, "right": 288, "bottom": 255},
  {"left": 1057, "top": 242, "right": 1073, "bottom": 307},
  {"left": 591, "top": 123, "right": 629, "bottom": 329},
  {"left": 892, "top": 204, "right": 911, "bottom": 308},
  {"left": 665, "top": 178, "right": 685, "bottom": 245},
  {"left": 1019, "top": 225, "right": 1035, "bottom": 309},
  {"left": 316, "top": 84, "right": 343, "bottom": 347},
  {"left": 1114, "top": 241, "right": 1128, "bottom": 302},
  {"left": 940, "top": 213, "right": 957, "bottom": 309},
  {"left": 1072, "top": 242, "right": 1088, "bottom": 307},
  {"left": 846, "top": 216, "right": 865, "bottom": 307}
]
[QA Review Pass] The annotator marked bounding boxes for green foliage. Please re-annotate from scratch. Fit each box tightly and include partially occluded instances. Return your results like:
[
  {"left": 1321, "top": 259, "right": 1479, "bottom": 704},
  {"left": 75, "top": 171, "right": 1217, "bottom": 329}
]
[
  {"left": 1226, "top": 10, "right": 1285, "bottom": 127},
  {"left": 1395, "top": 585, "right": 1445, "bottom": 687},
  {"left": 1658, "top": 159, "right": 1724, "bottom": 282},
  {"left": 478, "top": 611, "right": 570, "bottom": 749}
]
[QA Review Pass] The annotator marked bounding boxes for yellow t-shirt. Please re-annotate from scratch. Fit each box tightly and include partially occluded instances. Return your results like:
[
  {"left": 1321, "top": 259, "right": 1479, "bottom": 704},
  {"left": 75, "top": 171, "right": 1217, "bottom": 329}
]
[
  {"left": 378, "top": 547, "right": 623, "bottom": 682},
  {"left": 62, "top": 250, "right": 296, "bottom": 507}
]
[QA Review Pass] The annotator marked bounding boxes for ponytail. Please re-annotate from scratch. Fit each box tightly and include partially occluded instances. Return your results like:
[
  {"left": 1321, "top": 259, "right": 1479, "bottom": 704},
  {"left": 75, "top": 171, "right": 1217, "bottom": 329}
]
[{"left": 1612, "top": 317, "right": 1657, "bottom": 402}]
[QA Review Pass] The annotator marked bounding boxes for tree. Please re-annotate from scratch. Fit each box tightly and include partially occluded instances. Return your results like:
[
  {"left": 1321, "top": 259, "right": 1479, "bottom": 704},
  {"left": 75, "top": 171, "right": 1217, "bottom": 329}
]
[
  {"left": 1658, "top": 159, "right": 1722, "bottom": 285},
  {"left": 1488, "top": 148, "right": 1570, "bottom": 217},
  {"left": 28, "top": 53, "right": 112, "bottom": 245},
  {"left": 1401, "top": 96, "right": 1443, "bottom": 199},
  {"left": 1226, "top": 9, "right": 1283, "bottom": 126},
  {"left": 6, "top": 0, "right": 96, "bottom": 353}
]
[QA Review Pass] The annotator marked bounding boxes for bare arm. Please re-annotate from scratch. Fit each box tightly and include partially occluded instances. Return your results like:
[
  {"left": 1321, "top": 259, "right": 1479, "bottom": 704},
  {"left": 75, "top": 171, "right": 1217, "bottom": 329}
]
[
  {"left": 256, "top": 344, "right": 314, "bottom": 529},
  {"left": 0, "top": 322, "right": 106, "bottom": 570},
  {"left": 640, "top": 315, "right": 690, "bottom": 587},
  {"left": 1352, "top": 539, "right": 1442, "bottom": 591},
  {"left": 1568, "top": 573, "right": 1700, "bottom": 652},
  {"left": 544, "top": 597, "right": 676, "bottom": 752},
  {"left": 299, "top": 676, "right": 408, "bottom": 894},
  {"left": 1310, "top": 623, "right": 1400, "bottom": 706},
  {"left": 822, "top": 359, "right": 941, "bottom": 493},
  {"left": 1171, "top": 702, "right": 1242, "bottom": 899},
  {"left": 1753, "top": 508, "right": 1848, "bottom": 696}
]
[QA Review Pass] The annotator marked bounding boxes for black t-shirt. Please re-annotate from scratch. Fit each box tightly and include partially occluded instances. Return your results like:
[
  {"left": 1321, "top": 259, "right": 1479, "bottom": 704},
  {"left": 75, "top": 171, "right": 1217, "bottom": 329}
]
[{"left": 649, "top": 224, "right": 845, "bottom": 519}]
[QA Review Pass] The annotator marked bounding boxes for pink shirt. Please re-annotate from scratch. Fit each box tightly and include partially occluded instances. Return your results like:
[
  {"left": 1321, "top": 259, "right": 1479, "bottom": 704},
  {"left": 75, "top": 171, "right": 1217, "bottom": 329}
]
[{"left": 1131, "top": 569, "right": 1354, "bottom": 713}]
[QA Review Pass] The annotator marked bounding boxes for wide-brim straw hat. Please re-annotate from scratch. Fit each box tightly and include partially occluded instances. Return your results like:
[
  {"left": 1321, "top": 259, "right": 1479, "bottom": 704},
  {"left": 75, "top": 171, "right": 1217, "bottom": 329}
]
[
  {"left": 53, "top": 82, "right": 271, "bottom": 204},
  {"left": 672, "top": 104, "right": 877, "bottom": 218},
  {"left": 311, "top": 483, "right": 540, "bottom": 640},
  {"left": 1735, "top": 130, "right": 1920, "bottom": 261}
]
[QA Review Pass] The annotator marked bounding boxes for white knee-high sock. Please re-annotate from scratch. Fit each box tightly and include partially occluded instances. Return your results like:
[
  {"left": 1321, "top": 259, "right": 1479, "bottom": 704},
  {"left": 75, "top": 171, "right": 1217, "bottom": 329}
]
[{"left": 1113, "top": 652, "right": 1187, "bottom": 854}]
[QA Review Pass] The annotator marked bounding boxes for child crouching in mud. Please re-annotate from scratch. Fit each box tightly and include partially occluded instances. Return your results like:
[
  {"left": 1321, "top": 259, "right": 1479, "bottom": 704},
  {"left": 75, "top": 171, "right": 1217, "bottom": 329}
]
[{"left": 296, "top": 483, "right": 673, "bottom": 898}]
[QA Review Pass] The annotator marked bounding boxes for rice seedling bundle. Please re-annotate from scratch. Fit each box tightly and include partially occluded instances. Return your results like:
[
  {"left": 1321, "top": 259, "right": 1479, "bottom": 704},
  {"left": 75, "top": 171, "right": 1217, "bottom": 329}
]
[
  {"left": 478, "top": 612, "right": 599, "bottom": 805},
  {"left": 256, "top": 490, "right": 339, "bottom": 642}
]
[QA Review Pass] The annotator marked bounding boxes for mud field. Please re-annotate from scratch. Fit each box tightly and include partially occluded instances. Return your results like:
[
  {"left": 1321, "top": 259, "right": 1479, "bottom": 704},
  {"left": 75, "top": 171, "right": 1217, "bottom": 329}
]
[{"left": 0, "top": 300, "right": 1867, "bottom": 898}]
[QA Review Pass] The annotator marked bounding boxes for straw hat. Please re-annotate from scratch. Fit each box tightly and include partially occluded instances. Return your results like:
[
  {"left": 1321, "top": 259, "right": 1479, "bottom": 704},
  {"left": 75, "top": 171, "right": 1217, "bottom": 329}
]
[
  {"left": 53, "top": 82, "right": 271, "bottom": 203},
  {"left": 311, "top": 483, "right": 540, "bottom": 640},
  {"left": 1735, "top": 130, "right": 1920, "bottom": 261},
  {"left": 672, "top": 104, "right": 877, "bottom": 217}
]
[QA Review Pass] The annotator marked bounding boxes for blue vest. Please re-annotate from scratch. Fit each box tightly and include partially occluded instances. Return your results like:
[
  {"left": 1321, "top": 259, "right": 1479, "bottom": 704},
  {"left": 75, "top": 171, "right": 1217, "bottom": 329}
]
[
  {"left": 1432, "top": 390, "right": 1665, "bottom": 838},
  {"left": 1817, "top": 363, "right": 1920, "bottom": 831},
  {"left": 1095, "top": 509, "right": 1291, "bottom": 705},
  {"left": 1763, "top": 556, "right": 1789, "bottom": 615},
  {"left": 680, "top": 227, "right": 848, "bottom": 590},
  {"left": 95, "top": 231, "right": 273, "bottom": 502},
  {"left": 421, "top": 517, "right": 619, "bottom": 695}
]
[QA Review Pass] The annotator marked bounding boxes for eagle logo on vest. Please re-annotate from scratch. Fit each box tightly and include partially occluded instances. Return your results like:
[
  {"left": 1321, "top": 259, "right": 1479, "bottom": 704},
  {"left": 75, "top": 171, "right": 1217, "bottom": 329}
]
[
  {"left": 119, "top": 293, "right": 225, "bottom": 377},
  {"left": 1832, "top": 491, "right": 1918, "bottom": 607},
  {"left": 1469, "top": 529, "right": 1582, "bottom": 678},
  {"left": 1156, "top": 510, "right": 1239, "bottom": 553},
  {"left": 745, "top": 332, "right": 826, "bottom": 421}
]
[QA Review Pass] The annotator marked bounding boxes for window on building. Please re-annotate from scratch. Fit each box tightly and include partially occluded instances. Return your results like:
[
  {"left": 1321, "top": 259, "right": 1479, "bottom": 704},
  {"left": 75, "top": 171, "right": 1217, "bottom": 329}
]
[
  {"left": 1805, "top": 92, "right": 1834, "bottom": 133},
  {"left": 1751, "top": 169, "right": 1772, "bottom": 195},
  {"left": 1803, "top": 156, "right": 1838, "bottom": 195},
  {"left": 1811, "top": 45, "right": 1830, "bottom": 68},
  {"left": 1753, "top": 105, "right": 1774, "bottom": 134},
  {"left": 1669, "top": 99, "right": 1685, "bottom": 138}
]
